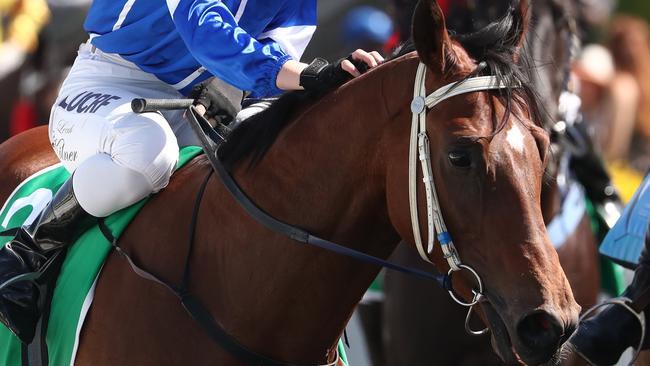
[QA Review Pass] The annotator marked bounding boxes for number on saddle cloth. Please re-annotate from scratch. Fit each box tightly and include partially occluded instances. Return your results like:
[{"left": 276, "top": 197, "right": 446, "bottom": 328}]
[
  {"left": 600, "top": 173, "right": 650, "bottom": 269},
  {"left": 0, "top": 148, "right": 204, "bottom": 366}
]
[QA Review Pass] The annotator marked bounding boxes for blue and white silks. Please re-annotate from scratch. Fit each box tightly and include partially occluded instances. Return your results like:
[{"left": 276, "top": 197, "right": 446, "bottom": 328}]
[
  {"left": 84, "top": 0, "right": 317, "bottom": 96},
  {"left": 600, "top": 174, "right": 650, "bottom": 267}
]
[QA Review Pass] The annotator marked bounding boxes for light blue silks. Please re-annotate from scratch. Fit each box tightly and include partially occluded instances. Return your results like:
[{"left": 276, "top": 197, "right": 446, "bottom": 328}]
[
  {"left": 547, "top": 182, "right": 587, "bottom": 248},
  {"left": 600, "top": 173, "right": 650, "bottom": 267}
]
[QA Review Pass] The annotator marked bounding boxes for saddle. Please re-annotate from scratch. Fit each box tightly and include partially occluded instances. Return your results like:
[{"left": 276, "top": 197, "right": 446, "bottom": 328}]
[{"left": 0, "top": 147, "right": 204, "bottom": 366}]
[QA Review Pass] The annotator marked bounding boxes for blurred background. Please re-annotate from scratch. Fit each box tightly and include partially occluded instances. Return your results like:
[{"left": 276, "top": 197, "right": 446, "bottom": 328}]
[
  {"left": 2, "top": 1, "right": 650, "bottom": 364},
  {"left": 3, "top": 0, "right": 650, "bottom": 181},
  {"left": 0, "top": 0, "right": 399, "bottom": 141},
  {"left": 3, "top": 0, "right": 650, "bottom": 186},
  {"left": 2, "top": 0, "right": 649, "bottom": 182}
]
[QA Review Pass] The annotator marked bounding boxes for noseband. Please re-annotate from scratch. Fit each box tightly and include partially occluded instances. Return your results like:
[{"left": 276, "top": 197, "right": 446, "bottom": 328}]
[{"left": 409, "top": 63, "right": 520, "bottom": 332}]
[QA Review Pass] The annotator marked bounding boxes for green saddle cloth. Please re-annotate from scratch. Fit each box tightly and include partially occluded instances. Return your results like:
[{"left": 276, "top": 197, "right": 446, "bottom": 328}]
[
  {"left": 0, "top": 147, "right": 202, "bottom": 365},
  {"left": 0, "top": 146, "right": 349, "bottom": 366}
]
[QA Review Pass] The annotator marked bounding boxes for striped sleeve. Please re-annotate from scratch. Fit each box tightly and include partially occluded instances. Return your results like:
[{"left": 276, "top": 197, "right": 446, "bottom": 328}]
[
  {"left": 166, "top": 0, "right": 292, "bottom": 97},
  {"left": 257, "top": 1, "right": 317, "bottom": 61}
]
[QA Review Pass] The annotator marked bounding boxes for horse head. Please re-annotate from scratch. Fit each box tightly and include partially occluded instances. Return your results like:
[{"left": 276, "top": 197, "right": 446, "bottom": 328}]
[{"left": 386, "top": 1, "right": 581, "bottom": 364}]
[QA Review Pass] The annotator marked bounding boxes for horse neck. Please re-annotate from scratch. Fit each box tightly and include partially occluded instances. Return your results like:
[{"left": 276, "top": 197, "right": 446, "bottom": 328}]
[{"left": 193, "top": 57, "right": 417, "bottom": 363}]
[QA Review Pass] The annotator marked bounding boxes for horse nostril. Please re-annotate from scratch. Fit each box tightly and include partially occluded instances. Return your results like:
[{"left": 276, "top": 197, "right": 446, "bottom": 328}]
[{"left": 516, "top": 311, "right": 564, "bottom": 360}]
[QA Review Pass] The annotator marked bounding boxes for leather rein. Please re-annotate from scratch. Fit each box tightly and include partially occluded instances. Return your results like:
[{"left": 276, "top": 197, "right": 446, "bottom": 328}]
[{"left": 121, "top": 63, "right": 519, "bottom": 365}]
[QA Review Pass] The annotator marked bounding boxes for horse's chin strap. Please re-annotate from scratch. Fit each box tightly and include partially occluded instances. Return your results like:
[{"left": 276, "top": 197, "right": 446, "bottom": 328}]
[{"left": 408, "top": 62, "right": 519, "bottom": 272}]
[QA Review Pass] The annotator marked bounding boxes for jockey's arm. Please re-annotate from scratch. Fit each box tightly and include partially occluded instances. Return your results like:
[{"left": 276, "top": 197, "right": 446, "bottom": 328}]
[
  {"left": 277, "top": 51, "right": 384, "bottom": 91},
  {"left": 167, "top": 0, "right": 382, "bottom": 97}
]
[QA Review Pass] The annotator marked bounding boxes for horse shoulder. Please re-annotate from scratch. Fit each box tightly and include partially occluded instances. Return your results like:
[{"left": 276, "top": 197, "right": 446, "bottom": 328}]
[{"left": 77, "top": 157, "right": 227, "bottom": 365}]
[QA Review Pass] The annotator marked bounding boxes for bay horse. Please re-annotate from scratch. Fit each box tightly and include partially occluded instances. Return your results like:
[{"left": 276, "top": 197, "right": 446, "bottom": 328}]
[
  {"left": 377, "top": 0, "right": 600, "bottom": 365},
  {"left": 0, "top": 0, "right": 579, "bottom": 365}
]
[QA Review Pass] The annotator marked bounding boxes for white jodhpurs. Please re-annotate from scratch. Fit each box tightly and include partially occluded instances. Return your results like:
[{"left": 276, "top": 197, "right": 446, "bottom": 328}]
[{"left": 48, "top": 42, "right": 200, "bottom": 217}]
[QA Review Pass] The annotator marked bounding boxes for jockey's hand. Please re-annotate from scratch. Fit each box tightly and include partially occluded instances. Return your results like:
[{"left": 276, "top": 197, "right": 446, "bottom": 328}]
[
  {"left": 298, "top": 49, "right": 384, "bottom": 93},
  {"left": 340, "top": 49, "right": 384, "bottom": 77},
  {"left": 190, "top": 81, "right": 238, "bottom": 124}
]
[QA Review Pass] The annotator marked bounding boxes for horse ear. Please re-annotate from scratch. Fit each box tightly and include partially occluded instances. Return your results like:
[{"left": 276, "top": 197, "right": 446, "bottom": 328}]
[
  {"left": 511, "top": 0, "right": 531, "bottom": 61},
  {"left": 412, "top": 0, "right": 454, "bottom": 75}
]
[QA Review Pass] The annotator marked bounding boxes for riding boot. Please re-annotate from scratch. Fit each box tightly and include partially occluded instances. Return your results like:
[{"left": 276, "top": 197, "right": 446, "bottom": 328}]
[
  {"left": 571, "top": 262, "right": 650, "bottom": 365},
  {"left": 0, "top": 176, "right": 96, "bottom": 343}
]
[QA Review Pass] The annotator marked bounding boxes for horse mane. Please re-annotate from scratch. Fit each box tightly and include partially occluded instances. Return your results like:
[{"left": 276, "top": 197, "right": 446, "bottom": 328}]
[
  {"left": 219, "top": 47, "right": 413, "bottom": 170},
  {"left": 221, "top": 0, "right": 542, "bottom": 170},
  {"left": 220, "top": 89, "right": 315, "bottom": 170}
]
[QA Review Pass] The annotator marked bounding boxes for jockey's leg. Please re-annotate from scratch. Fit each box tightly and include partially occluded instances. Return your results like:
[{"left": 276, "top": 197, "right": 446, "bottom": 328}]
[
  {"left": 0, "top": 175, "right": 93, "bottom": 343},
  {"left": 0, "top": 101, "right": 179, "bottom": 343},
  {"left": 69, "top": 109, "right": 180, "bottom": 217},
  {"left": 0, "top": 41, "right": 188, "bottom": 342},
  {"left": 72, "top": 154, "right": 153, "bottom": 217}
]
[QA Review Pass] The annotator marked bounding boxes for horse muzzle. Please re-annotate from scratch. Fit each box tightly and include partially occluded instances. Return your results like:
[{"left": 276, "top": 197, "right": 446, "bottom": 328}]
[
  {"left": 515, "top": 309, "right": 575, "bottom": 365},
  {"left": 482, "top": 298, "right": 577, "bottom": 365}
]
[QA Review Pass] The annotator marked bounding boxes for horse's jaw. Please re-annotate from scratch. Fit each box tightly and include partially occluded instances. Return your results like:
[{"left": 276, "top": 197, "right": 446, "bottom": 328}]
[
  {"left": 481, "top": 300, "right": 570, "bottom": 366},
  {"left": 481, "top": 300, "right": 520, "bottom": 365}
]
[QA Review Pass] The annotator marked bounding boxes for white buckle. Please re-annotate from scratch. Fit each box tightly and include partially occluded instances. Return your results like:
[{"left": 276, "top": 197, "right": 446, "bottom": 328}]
[{"left": 411, "top": 96, "right": 426, "bottom": 114}]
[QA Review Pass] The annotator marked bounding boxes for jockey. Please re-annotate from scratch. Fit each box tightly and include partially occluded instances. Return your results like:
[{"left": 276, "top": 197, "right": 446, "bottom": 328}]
[{"left": 0, "top": 0, "right": 383, "bottom": 343}]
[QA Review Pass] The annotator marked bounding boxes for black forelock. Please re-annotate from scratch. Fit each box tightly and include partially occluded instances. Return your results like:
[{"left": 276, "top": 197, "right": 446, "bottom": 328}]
[{"left": 448, "top": 1, "right": 544, "bottom": 134}]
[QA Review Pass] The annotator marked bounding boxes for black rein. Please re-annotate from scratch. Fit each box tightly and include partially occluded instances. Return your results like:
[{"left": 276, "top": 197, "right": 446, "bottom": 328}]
[{"left": 109, "top": 99, "right": 452, "bottom": 366}]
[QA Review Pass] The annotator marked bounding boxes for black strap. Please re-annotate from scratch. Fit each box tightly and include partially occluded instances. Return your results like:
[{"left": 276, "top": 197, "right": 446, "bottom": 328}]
[
  {"left": 0, "top": 228, "right": 19, "bottom": 237},
  {"left": 96, "top": 167, "right": 213, "bottom": 298},
  {"left": 107, "top": 102, "right": 451, "bottom": 366},
  {"left": 179, "top": 170, "right": 212, "bottom": 292},
  {"left": 180, "top": 294, "right": 307, "bottom": 366},
  {"left": 630, "top": 287, "right": 650, "bottom": 313},
  {"left": 185, "top": 106, "right": 448, "bottom": 286},
  {"left": 98, "top": 171, "right": 314, "bottom": 366}
]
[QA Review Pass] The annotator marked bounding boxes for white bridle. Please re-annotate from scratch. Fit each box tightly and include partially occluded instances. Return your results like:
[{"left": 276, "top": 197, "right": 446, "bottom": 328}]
[{"left": 408, "top": 62, "right": 519, "bottom": 311}]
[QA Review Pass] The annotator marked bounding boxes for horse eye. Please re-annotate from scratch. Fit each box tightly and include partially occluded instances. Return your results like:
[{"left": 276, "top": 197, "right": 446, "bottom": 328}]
[{"left": 448, "top": 150, "right": 472, "bottom": 168}]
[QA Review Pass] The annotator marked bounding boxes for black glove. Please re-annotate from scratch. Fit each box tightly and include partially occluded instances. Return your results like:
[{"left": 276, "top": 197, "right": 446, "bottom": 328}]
[
  {"left": 190, "top": 81, "right": 240, "bottom": 124},
  {"left": 299, "top": 55, "right": 370, "bottom": 93}
]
